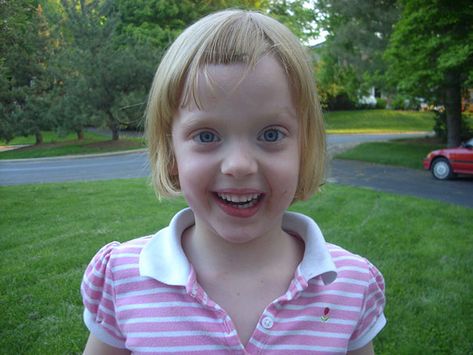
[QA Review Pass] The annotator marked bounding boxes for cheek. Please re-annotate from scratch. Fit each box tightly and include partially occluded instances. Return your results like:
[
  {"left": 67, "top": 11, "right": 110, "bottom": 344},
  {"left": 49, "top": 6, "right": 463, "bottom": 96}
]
[
  {"left": 278, "top": 150, "right": 300, "bottom": 195},
  {"left": 273, "top": 146, "right": 300, "bottom": 176},
  {"left": 265, "top": 155, "right": 300, "bottom": 195},
  {"left": 175, "top": 154, "right": 215, "bottom": 194}
]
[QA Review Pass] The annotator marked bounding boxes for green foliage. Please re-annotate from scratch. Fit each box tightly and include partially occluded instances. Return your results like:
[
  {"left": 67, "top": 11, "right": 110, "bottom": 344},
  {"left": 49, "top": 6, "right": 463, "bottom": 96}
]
[
  {"left": 391, "top": 95, "right": 410, "bottom": 110},
  {"left": 267, "top": 0, "right": 320, "bottom": 43},
  {"left": 0, "top": 0, "right": 334, "bottom": 144},
  {"left": 54, "top": 0, "right": 161, "bottom": 140},
  {"left": 375, "top": 98, "right": 387, "bottom": 109},
  {"left": 315, "top": 56, "right": 358, "bottom": 110},
  {"left": 116, "top": 0, "right": 201, "bottom": 46},
  {"left": 314, "top": 0, "right": 400, "bottom": 104},
  {"left": 385, "top": 0, "right": 473, "bottom": 97},
  {"left": 385, "top": 0, "right": 473, "bottom": 146},
  {"left": 115, "top": 0, "right": 267, "bottom": 46},
  {"left": 433, "top": 111, "right": 473, "bottom": 143},
  {"left": 0, "top": 1, "right": 56, "bottom": 143}
]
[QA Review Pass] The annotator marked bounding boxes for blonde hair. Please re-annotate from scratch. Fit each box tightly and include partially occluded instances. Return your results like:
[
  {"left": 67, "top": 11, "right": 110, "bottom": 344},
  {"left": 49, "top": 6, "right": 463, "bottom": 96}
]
[{"left": 146, "top": 9, "right": 325, "bottom": 200}]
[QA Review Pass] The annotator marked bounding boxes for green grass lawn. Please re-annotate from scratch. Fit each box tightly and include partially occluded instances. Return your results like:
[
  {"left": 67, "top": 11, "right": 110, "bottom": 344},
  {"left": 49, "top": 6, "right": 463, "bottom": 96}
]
[
  {"left": 1, "top": 179, "right": 472, "bottom": 354},
  {"left": 324, "top": 109, "right": 435, "bottom": 133},
  {"left": 0, "top": 131, "right": 145, "bottom": 160},
  {"left": 336, "top": 137, "right": 445, "bottom": 169},
  {"left": 0, "top": 131, "right": 107, "bottom": 145}
]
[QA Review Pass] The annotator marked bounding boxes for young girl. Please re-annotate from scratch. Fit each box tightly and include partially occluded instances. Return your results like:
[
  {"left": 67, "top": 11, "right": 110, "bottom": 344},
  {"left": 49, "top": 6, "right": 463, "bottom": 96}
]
[{"left": 81, "top": 9, "right": 386, "bottom": 354}]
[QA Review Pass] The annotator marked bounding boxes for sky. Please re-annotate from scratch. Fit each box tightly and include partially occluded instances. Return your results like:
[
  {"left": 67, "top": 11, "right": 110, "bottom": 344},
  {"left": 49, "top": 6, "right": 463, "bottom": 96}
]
[{"left": 307, "top": 29, "right": 328, "bottom": 46}]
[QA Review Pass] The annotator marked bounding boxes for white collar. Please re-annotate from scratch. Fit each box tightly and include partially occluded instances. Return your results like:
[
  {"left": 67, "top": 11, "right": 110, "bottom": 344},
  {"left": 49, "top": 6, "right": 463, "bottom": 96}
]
[{"left": 140, "top": 208, "right": 337, "bottom": 286}]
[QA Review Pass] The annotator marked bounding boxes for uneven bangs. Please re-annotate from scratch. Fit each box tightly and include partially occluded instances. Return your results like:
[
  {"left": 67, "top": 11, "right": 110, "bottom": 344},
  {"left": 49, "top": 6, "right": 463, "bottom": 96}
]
[{"left": 146, "top": 10, "right": 325, "bottom": 200}]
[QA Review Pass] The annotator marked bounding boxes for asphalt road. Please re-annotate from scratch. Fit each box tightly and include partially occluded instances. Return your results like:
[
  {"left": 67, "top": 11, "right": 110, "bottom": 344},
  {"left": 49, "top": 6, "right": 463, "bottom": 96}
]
[
  {"left": 0, "top": 151, "right": 150, "bottom": 185},
  {"left": 329, "top": 159, "right": 473, "bottom": 208},
  {"left": 1, "top": 132, "right": 471, "bottom": 208}
]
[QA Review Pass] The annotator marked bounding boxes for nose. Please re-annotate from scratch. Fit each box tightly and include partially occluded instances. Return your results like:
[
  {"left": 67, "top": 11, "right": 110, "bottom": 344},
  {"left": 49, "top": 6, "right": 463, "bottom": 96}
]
[{"left": 221, "top": 143, "right": 258, "bottom": 178}]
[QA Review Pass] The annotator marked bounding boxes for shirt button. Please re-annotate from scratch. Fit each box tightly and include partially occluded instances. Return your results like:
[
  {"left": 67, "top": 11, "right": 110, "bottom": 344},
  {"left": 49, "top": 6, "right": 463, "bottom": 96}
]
[{"left": 261, "top": 316, "right": 274, "bottom": 329}]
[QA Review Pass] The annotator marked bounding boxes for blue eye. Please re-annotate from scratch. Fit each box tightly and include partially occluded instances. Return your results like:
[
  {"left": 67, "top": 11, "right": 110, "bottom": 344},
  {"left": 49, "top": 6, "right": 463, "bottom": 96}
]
[
  {"left": 194, "top": 131, "right": 220, "bottom": 143},
  {"left": 259, "top": 128, "right": 285, "bottom": 142}
]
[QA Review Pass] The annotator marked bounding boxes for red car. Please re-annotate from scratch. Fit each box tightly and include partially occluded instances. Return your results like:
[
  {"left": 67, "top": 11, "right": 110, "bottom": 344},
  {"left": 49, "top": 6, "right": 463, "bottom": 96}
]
[{"left": 423, "top": 138, "right": 473, "bottom": 180}]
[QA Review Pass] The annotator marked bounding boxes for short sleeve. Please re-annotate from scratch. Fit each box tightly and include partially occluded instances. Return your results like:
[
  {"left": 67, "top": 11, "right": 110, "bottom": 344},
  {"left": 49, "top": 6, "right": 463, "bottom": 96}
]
[
  {"left": 80, "top": 242, "right": 127, "bottom": 348},
  {"left": 347, "top": 259, "right": 387, "bottom": 350}
]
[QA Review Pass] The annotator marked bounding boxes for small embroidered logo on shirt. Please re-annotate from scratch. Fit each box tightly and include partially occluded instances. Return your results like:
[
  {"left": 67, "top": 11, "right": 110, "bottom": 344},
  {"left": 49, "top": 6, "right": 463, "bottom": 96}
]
[{"left": 321, "top": 307, "right": 330, "bottom": 322}]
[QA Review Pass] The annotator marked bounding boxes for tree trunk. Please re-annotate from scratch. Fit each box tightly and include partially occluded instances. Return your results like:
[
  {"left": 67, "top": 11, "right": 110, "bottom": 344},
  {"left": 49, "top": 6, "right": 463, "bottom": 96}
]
[
  {"left": 107, "top": 111, "right": 120, "bottom": 141},
  {"left": 444, "top": 70, "right": 462, "bottom": 147},
  {"left": 76, "top": 129, "right": 84, "bottom": 140},
  {"left": 35, "top": 131, "right": 43, "bottom": 145},
  {"left": 111, "top": 125, "right": 119, "bottom": 141}
]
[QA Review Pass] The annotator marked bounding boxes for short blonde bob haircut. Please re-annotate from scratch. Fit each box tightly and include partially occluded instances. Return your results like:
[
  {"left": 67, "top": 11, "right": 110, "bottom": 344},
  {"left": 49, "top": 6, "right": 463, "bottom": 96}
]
[{"left": 146, "top": 9, "right": 325, "bottom": 201}]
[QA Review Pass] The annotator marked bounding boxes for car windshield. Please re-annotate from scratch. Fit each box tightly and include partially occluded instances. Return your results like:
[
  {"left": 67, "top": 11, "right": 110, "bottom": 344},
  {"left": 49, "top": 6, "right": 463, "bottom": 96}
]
[{"left": 466, "top": 138, "right": 473, "bottom": 147}]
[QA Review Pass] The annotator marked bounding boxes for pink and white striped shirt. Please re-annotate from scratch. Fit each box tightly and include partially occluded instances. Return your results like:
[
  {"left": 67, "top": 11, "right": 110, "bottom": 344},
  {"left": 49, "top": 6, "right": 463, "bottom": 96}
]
[{"left": 81, "top": 208, "right": 386, "bottom": 354}]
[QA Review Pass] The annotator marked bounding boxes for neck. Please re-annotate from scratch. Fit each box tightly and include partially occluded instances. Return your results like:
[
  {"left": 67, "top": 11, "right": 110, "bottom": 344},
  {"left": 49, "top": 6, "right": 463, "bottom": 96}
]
[{"left": 182, "top": 221, "right": 304, "bottom": 277}]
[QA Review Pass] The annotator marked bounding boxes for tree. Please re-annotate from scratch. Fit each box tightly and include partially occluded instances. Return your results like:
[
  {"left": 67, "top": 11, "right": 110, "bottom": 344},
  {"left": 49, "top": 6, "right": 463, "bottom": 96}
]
[
  {"left": 267, "top": 0, "right": 320, "bottom": 43},
  {"left": 115, "top": 0, "right": 269, "bottom": 46},
  {"left": 115, "top": 0, "right": 318, "bottom": 49},
  {"left": 56, "top": 0, "right": 159, "bottom": 140},
  {"left": 314, "top": 0, "right": 400, "bottom": 106},
  {"left": 385, "top": 0, "right": 473, "bottom": 147},
  {"left": 0, "top": 1, "right": 55, "bottom": 144},
  {"left": 53, "top": 0, "right": 273, "bottom": 141}
]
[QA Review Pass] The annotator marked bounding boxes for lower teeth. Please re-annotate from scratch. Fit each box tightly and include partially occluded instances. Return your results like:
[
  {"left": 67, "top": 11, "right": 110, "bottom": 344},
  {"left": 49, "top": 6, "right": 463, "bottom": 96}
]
[
  {"left": 236, "top": 201, "right": 254, "bottom": 209},
  {"left": 220, "top": 197, "right": 258, "bottom": 208}
]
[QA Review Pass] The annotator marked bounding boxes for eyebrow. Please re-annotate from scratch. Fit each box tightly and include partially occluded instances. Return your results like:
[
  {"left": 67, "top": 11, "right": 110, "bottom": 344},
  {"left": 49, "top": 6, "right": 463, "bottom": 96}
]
[{"left": 174, "top": 113, "right": 220, "bottom": 135}]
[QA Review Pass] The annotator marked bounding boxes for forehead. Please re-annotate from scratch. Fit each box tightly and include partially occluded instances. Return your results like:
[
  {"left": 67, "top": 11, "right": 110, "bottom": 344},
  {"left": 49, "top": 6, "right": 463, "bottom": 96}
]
[
  {"left": 181, "top": 56, "right": 295, "bottom": 112},
  {"left": 173, "top": 56, "right": 298, "bottom": 134}
]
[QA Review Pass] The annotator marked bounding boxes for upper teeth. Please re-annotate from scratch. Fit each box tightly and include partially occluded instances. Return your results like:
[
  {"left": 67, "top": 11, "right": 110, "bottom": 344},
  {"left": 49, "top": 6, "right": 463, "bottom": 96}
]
[{"left": 218, "top": 193, "right": 260, "bottom": 203}]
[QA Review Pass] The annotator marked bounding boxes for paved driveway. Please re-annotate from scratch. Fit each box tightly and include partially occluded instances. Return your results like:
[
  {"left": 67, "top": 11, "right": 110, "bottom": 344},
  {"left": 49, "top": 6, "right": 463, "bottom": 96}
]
[{"left": 330, "top": 159, "right": 473, "bottom": 208}]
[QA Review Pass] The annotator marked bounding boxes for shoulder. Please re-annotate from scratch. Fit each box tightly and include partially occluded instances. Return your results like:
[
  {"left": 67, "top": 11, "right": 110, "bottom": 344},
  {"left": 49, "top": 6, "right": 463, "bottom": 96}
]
[
  {"left": 85, "top": 236, "right": 152, "bottom": 273},
  {"left": 81, "top": 236, "right": 153, "bottom": 299},
  {"left": 80, "top": 236, "right": 154, "bottom": 348},
  {"left": 325, "top": 243, "right": 386, "bottom": 324},
  {"left": 325, "top": 244, "right": 386, "bottom": 350},
  {"left": 327, "top": 243, "right": 385, "bottom": 287}
]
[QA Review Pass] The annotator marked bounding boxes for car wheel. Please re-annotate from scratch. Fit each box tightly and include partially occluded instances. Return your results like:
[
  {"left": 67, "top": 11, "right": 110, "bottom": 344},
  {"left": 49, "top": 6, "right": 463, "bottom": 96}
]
[{"left": 431, "top": 157, "right": 453, "bottom": 180}]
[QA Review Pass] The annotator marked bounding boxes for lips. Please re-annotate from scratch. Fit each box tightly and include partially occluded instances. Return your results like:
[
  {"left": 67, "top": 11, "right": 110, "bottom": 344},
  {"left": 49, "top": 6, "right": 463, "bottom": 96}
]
[{"left": 214, "top": 191, "right": 264, "bottom": 217}]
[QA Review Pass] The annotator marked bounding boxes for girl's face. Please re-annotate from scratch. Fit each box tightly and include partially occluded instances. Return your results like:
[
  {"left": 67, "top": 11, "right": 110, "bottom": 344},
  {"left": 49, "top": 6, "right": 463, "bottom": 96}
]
[{"left": 171, "top": 56, "right": 300, "bottom": 244}]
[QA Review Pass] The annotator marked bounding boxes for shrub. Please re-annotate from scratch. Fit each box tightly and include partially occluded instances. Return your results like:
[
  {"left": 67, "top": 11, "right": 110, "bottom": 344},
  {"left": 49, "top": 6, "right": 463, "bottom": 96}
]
[
  {"left": 326, "top": 93, "right": 356, "bottom": 111},
  {"left": 375, "top": 98, "right": 387, "bottom": 109},
  {"left": 433, "top": 111, "right": 473, "bottom": 142}
]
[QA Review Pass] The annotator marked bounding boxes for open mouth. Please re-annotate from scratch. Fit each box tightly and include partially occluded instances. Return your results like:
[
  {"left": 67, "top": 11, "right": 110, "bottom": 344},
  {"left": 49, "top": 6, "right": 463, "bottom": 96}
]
[{"left": 215, "top": 192, "right": 263, "bottom": 209}]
